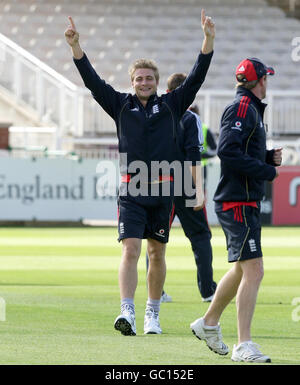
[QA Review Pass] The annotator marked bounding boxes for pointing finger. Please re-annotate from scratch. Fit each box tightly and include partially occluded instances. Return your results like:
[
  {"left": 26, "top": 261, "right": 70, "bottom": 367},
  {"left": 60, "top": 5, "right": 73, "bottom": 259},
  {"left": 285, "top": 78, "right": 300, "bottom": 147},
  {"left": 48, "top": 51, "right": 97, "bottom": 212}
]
[
  {"left": 68, "top": 16, "right": 76, "bottom": 31},
  {"left": 201, "top": 9, "right": 206, "bottom": 25}
]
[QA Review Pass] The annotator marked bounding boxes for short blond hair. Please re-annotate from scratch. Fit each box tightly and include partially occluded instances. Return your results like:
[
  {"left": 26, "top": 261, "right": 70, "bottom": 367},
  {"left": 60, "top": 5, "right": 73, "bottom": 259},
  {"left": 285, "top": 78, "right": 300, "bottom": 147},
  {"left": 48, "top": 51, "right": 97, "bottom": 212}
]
[{"left": 129, "top": 59, "right": 159, "bottom": 82}]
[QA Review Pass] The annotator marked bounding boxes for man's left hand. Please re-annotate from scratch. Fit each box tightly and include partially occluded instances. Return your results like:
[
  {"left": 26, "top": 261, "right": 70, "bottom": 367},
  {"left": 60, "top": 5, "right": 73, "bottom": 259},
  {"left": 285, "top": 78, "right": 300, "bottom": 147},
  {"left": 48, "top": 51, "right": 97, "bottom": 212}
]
[
  {"left": 201, "top": 9, "right": 215, "bottom": 39},
  {"left": 273, "top": 147, "right": 283, "bottom": 166}
]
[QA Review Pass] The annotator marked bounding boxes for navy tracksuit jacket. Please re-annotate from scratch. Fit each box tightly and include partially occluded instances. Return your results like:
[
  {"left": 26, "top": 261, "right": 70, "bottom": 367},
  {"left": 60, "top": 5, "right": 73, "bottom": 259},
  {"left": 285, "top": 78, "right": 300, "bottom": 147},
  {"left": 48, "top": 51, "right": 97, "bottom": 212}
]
[
  {"left": 214, "top": 86, "right": 277, "bottom": 211},
  {"left": 74, "top": 51, "right": 213, "bottom": 180},
  {"left": 74, "top": 50, "right": 213, "bottom": 244}
]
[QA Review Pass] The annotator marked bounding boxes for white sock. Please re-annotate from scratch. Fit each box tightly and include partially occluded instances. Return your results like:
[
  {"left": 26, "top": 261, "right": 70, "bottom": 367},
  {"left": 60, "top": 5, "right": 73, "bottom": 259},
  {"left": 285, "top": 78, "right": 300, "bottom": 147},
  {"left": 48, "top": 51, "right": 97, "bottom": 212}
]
[
  {"left": 146, "top": 298, "right": 160, "bottom": 314},
  {"left": 121, "top": 298, "right": 135, "bottom": 313}
]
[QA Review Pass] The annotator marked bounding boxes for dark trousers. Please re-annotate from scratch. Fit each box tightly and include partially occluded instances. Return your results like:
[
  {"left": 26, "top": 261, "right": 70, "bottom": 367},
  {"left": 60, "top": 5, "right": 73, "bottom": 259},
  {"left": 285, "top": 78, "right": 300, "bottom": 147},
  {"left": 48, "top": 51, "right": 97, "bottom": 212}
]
[{"left": 146, "top": 194, "right": 217, "bottom": 299}]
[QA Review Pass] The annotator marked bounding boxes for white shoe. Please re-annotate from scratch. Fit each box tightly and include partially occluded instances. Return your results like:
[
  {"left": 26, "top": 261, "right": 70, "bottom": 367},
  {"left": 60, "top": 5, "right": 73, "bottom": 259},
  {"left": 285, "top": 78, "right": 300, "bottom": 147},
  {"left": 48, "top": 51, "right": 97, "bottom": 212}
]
[
  {"left": 190, "top": 317, "right": 229, "bottom": 356},
  {"left": 114, "top": 306, "right": 136, "bottom": 336},
  {"left": 144, "top": 307, "right": 162, "bottom": 334},
  {"left": 161, "top": 292, "right": 172, "bottom": 303},
  {"left": 202, "top": 294, "right": 214, "bottom": 302},
  {"left": 231, "top": 341, "right": 271, "bottom": 363}
]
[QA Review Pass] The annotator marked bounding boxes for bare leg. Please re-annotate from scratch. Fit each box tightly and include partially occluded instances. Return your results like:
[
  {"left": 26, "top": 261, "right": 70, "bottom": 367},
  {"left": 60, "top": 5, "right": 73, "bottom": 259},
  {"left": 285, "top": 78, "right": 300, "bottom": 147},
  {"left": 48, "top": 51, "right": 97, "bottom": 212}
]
[
  {"left": 204, "top": 262, "right": 243, "bottom": 326},
  {"left": 147, "top": 238, "right": 167, "bottom": 300},
  {"left": 119, "top": 238, "right": 142, "bottom": 299},
  {"left": 236, "top": 257, "right": 264, "bottom": 344}
]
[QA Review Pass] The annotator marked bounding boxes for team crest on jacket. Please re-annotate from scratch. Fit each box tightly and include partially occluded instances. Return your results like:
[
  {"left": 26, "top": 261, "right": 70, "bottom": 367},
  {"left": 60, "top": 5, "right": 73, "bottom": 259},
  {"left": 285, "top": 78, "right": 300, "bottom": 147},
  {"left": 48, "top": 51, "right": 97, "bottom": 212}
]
[{"left": 152, "top": 104, "right": 159, "bottom": 114}]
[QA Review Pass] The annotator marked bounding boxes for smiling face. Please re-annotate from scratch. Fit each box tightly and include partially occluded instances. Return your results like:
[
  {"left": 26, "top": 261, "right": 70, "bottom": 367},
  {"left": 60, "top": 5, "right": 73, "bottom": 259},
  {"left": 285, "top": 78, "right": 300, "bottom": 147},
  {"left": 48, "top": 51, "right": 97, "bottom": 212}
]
[{"left": 131, "top": 68, "right": 159, "bottom": 105}]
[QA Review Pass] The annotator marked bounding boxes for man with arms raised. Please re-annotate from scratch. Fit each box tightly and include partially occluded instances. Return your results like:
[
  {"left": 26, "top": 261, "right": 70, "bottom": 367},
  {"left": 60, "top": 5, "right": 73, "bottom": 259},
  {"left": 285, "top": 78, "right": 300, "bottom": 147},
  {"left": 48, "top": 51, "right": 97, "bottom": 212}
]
[{"left": 65, "top": 11, "right": 215, "bottom": 336}]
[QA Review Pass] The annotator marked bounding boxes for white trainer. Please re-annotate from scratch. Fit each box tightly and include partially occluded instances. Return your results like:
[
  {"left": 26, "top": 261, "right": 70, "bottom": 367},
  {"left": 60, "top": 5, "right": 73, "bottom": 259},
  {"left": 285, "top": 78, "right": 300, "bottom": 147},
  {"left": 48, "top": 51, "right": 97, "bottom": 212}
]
[
  {"left": 190, "top": 317, "right": 229, "bottom": 355},
  {"left": 231, "top": 341, "right": 271, "bottom": 363},
  {"left": 144, "top": 307, "right": 162, "bottom": 334},
  {"left": 160, "top": 292, "right": 172, "bottom": 303},
  {"left": 114, "top": 306, "right": 136, "bottom": 336}
]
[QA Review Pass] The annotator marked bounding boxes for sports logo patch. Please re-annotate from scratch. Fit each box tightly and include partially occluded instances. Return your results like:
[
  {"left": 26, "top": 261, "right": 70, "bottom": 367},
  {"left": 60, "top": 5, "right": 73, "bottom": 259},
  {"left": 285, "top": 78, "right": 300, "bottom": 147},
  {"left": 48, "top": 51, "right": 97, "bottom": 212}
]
[
  {"left": 231, "top": 121, "right": 242, "bottom": 131},
  {"left": 155, "top": 229, "right": 166, "bottom": 238}
]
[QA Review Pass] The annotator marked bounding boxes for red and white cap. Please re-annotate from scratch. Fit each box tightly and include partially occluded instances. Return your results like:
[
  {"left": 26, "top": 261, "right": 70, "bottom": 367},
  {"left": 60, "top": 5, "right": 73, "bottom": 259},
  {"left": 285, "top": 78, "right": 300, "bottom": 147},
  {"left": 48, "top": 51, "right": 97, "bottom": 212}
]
[{"left": 236, "top": 58, "right": 275, "bottom": 83}]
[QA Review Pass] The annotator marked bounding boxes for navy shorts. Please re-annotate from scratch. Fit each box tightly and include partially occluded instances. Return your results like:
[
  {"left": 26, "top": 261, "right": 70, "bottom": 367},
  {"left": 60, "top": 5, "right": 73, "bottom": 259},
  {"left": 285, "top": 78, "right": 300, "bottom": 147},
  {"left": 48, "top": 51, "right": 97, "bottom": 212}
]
[
  {"left": 216, "top": 205, "right": 262, "bottom": 263},
  {"left": 117, "top": 183, "right": 174, "bottom": 244}
]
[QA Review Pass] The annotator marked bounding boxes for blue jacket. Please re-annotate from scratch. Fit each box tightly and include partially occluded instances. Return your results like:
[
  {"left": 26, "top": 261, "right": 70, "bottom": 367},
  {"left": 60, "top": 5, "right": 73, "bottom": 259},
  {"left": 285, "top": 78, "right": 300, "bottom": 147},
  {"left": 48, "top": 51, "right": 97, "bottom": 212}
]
[
  {"left": 214, "top": 86, "right": 277, "bottom": 208},
  {"left": 174, "top": 110, "right": 204, "bottom": 199},
  {"left": 74, "top": 51, "right": 213, "bottom": 177},
  {"left": 177, "top": 110, "right": 204, "bottom": 165}
]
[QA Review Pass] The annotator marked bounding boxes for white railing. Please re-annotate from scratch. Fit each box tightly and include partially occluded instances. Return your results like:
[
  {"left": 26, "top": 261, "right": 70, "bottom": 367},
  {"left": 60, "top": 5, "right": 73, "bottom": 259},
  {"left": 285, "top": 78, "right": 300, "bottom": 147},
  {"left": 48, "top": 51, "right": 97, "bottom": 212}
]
[
  {"left": 0, "top": 33, "right": 87, "bottom": 145},
  {"left": 193, "top": 90, "right": 300, "bottom": 138},
  {"left": 0, "top": 33, "right": 299, "bottom": 148},
  {"left": 64, "top": 88, "right": 300, "bottom": 138}
]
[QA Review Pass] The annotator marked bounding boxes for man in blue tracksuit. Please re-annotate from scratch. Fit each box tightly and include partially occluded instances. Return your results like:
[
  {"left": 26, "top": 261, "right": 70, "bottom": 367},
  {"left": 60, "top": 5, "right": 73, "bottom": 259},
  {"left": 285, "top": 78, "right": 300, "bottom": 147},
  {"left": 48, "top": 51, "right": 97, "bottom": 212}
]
[
  {"left": 146, "top": 73, "right": 217, "bottom": 303},
  {"left": 65, "top": 12, "right": 215, "bottom": 336},
  {"left": 188, "top": 104, "right": 217, "bottom": 195},
  {"left": 191, "top": 57, "right": 282, "bottom": 362}
]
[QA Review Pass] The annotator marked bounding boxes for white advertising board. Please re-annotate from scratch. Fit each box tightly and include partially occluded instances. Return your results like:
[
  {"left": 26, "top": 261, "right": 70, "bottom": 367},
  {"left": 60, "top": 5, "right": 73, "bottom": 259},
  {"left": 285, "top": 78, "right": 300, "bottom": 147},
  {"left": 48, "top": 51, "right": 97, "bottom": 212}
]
[
  {"left": 0, "top": 158, "right": 119, "bottom": 221},
  {"left": 0, "top": 158, "right": 220, "bottom": 224}
]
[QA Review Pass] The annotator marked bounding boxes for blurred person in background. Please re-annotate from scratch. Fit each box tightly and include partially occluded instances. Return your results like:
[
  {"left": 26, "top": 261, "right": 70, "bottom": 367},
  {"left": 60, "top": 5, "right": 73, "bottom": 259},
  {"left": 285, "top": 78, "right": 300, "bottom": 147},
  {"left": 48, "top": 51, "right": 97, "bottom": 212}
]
[{"left": 189, "top": 104, "right": 217, "bottom": 196}]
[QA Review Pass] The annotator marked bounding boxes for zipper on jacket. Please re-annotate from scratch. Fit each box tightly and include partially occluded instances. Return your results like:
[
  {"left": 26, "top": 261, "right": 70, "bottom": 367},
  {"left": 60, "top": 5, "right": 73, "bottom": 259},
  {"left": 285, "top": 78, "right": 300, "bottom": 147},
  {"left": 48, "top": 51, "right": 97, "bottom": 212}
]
[{"left": 244, "top": 104, "right": 259, "bottom": 201}]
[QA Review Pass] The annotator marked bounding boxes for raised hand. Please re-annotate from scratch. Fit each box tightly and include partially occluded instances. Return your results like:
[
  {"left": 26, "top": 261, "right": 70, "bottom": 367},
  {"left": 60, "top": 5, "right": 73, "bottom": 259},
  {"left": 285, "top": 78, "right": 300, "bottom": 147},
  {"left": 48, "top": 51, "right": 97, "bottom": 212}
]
[
  {"left": 65, "top": 16, "right": 79, "bottom": 47},
  {"left": 201, "top": 9, "right": 215, "bottom": 39},
  {"left": 65, "top": 16, "right": 83, "bottom": 59}
]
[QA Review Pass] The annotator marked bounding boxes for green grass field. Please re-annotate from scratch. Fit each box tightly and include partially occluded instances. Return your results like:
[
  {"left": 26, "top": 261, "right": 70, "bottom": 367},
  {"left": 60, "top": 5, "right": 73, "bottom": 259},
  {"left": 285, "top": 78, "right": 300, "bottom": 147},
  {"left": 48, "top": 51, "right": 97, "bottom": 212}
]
[{"left": 0, "top": 226, "right": 299, "bottom": 365}]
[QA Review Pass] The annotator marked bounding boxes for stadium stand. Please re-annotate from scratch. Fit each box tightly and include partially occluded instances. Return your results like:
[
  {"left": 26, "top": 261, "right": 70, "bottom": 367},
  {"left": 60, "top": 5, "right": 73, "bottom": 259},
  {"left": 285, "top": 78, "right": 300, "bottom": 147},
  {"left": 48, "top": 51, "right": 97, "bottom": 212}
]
[
  {"left": 267, "top": 0, "right": 300, "bottom": 18},
  {"left": 0, "top": 0, "right": 299, "bottom": 150},
  {"left": 0, "top": 0, "right": 299, "bottom": 90}
]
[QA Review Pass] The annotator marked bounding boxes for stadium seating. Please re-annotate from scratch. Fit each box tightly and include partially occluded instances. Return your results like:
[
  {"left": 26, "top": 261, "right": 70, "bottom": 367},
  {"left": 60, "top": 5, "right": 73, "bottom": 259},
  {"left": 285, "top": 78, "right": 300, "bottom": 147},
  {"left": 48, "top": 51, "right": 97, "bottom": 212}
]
[
  {"left": 0, "top": 0, "right": 299, "bottom": 145},
  {"left": 0, "top": 0, "right": 299, "bottom": 92}
]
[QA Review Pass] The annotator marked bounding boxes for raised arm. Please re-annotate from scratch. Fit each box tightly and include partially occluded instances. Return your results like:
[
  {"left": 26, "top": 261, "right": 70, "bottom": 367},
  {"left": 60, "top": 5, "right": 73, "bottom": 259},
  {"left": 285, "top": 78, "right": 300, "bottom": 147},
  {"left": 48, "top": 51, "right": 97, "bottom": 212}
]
[
  {"left": 65, "top": 17, "right": 125, "bottom": 121},
  {"left": 201, "top": 9, "right": 215, "bottom": 54},
  {"left": 65, "top": 16, "right": 84, "bottom": 59},
  {"left": 167, "top": 9, "right": 215, "bottom": 118}
]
